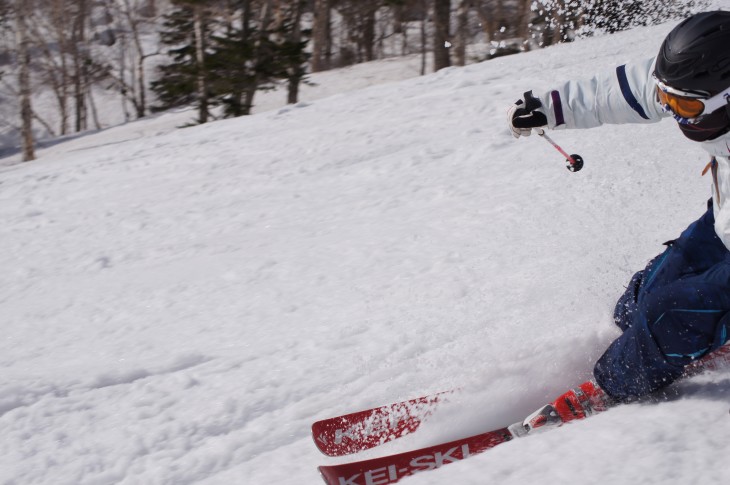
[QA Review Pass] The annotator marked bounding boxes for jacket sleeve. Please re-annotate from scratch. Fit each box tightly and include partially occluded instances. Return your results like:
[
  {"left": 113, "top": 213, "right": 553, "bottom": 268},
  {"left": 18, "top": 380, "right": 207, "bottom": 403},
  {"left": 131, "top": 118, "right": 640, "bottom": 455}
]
[{"left": 537, "top": 57, "right": 669, "bottom": 129}]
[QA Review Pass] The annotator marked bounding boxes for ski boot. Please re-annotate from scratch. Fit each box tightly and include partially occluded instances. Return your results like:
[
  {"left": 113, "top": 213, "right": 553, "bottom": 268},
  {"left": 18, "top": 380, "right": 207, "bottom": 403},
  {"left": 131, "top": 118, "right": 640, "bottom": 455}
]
[{"left": 508, "top": 380, "right": 612, "bottom": 438}]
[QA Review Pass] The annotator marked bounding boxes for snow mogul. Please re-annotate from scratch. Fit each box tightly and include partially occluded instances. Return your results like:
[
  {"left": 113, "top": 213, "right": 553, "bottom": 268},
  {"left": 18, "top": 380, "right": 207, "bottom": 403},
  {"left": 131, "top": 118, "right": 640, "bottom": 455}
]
[{"left": 507, "top": 10, "right": 730, "bottom": 435}]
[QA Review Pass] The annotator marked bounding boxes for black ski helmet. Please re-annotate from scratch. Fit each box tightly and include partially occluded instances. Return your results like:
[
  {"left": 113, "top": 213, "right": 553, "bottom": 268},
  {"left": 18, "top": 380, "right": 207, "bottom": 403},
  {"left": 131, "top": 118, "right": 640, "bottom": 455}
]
[
  {"left": 655, "top": 10, "right": 730, "bottom": 96},
  {"left": 655, "top": 11, "right": 730, "bottom": 141}
]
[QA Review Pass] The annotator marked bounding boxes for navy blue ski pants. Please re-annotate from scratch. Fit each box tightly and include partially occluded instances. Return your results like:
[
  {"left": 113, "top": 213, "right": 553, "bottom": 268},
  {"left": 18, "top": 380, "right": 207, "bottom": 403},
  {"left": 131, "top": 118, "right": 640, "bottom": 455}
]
[{"left": 594, "top": 201, "right": 730, "bottom": 401}]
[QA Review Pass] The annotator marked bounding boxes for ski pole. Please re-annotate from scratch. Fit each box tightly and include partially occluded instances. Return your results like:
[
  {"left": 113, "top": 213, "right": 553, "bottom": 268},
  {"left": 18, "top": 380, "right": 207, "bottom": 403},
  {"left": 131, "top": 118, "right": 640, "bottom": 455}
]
[{"left": 535, "top": 128, "right": 584, "bottom": 172}]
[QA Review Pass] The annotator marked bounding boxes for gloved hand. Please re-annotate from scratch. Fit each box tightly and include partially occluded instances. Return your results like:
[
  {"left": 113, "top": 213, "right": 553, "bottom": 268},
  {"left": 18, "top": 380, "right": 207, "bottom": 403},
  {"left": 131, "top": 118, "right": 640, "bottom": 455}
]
[{"left": 507, "top": 90, "right": 548, "bottom": 138}]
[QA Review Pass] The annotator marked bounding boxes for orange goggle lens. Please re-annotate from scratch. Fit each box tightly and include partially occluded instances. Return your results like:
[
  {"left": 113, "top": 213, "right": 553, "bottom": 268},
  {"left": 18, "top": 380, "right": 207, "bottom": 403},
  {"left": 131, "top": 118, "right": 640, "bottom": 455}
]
[{"left": 656, "top": 86, "right": 706, "bottom": 119}]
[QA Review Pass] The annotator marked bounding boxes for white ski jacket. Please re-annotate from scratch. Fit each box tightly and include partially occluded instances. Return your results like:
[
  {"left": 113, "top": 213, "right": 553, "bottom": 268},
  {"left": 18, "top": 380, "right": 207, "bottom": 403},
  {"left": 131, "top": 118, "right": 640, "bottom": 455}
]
[{"left": 535, "top": 57, "right": 730, "bottom": 251}]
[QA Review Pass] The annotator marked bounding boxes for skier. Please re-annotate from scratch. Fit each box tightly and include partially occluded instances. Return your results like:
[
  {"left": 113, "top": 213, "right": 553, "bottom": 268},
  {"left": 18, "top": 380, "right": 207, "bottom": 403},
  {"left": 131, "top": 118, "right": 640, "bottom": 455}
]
[{"left": 507, "top": 11, "right": 730, "bottom": 435}]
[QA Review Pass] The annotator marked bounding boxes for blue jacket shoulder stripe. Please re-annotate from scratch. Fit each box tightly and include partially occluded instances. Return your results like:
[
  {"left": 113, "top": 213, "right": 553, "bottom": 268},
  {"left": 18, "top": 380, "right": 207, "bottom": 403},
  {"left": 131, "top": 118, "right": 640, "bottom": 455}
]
[{"left": 616, "top": 64, "right": 650, "bottom": 120}]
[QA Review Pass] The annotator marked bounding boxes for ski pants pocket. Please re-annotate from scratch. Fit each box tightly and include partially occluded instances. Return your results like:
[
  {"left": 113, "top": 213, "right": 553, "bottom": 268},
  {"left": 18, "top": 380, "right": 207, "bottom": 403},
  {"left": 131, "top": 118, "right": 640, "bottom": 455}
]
[
  {"left": 613, "top": 244, "right": 674, "bottom": 332},
  {"left": 647, "top": 307, "right": 728, "bottom": 365}
]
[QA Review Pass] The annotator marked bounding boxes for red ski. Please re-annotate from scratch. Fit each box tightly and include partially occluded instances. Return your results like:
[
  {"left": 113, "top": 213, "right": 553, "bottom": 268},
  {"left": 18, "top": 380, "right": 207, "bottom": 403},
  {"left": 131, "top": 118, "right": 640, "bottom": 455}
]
[
  {"left": 312, "top": 391, "right": 452, "bottom": 457},
  {"left": 318, "top": 427, "right": 512, "bottom": 485},
  {"left": 316, "top": 343, "right": 730, "bottom": 484}
]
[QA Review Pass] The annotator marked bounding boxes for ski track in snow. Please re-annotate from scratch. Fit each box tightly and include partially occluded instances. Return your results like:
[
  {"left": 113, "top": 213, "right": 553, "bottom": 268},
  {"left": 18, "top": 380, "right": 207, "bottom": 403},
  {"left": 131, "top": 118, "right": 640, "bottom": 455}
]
[{"left": 2, "top": 15, "right": 730, "bottom": 485}]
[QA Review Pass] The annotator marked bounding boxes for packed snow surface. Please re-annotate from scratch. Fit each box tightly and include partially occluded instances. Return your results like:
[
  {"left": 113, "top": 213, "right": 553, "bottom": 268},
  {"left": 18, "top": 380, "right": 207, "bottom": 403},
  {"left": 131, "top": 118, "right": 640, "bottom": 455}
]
[{"left": 3, "top": 19, "right": 730, "bottom": 485}]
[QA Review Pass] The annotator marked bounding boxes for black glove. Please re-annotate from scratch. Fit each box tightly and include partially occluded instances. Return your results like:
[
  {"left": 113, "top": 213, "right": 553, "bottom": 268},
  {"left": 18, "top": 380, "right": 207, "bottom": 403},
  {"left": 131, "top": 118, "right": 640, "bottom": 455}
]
[{"left": 508, "top": 90, "right": 548, "bottom": 138}]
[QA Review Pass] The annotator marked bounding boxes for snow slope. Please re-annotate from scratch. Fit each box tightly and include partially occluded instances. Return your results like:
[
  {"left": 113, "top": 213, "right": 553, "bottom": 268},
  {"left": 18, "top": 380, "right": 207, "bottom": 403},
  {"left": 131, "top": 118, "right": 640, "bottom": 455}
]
[{"left": 2, "top": 15, "right": 730, "bottom": 485}]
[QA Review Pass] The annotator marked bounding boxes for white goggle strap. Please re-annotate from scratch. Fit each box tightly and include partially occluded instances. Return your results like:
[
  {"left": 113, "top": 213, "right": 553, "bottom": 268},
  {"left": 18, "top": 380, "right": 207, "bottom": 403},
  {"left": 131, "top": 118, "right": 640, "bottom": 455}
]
[{"left": 702, "top": 87, "right": 730, "bottom": 115}]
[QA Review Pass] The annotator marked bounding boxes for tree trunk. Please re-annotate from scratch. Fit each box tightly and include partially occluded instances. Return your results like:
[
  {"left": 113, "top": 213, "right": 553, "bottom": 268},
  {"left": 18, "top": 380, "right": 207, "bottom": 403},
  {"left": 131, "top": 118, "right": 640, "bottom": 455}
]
[
  {"left": 433, "top": 0, "right": 451, "bottom": 72},
  {"left": 474, "top": 1, "right": 494, "bottom": 42},
  {"left": 516, "top": 0, "right": 531, "bottom": 49},
  {"left": 454, "top": 0, "right": 469, "bottom": 66},
  {"left": 396, "top": 4, "right": 408, "bottom": 56},
  {"left": 17, "top": 0, "right": 35, "bottom": 161},
  {"left": 494, "top": 0, "right": 504, "bottom": 42},
  {"left": 29, "top": 0, "right": 70, "bottom": 135},
  {"left": 362, "top": 6, "right": 375, "bottom": 62},
  {"left": 72, "top": 0, "right": 88, "bottom": 132},
  {"left": 88, "top": 90, "right": 102, "bottom": 130},
  {"left": 193, "top": 3, "right": 208, "bottom": 124},
  {"left": 311, "top": 0, "right": 330, "bottom": 72},
  {"left": 241, "top": 0, "right": 275, "bottom": 114},
  {"left": 113, "top": 1, "right": 131, "bottom": 121},
  {"left": 286, "top": 0, "right": 305, "bottom": 104},
  {"left": 136, "top": 56, "right": 146, "bottom": 119},
  {"left": 393, "top": 3, "right": 403, "bottom": 34},
  {"left": 51, "top": 0, "right": 71, "bottom": 135},
  {"left": 122, "top": 0, "right": 148, "bottom": 118},
  {"left": 420, "top": 0, "right": 427, "bottom": 75}
]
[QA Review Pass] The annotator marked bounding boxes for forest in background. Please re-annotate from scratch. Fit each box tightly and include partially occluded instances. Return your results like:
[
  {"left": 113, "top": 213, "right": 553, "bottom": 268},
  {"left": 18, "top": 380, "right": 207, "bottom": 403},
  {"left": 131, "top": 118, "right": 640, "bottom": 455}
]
[{"left": 0, "top": 0, "right": 707, "bottom": 161}]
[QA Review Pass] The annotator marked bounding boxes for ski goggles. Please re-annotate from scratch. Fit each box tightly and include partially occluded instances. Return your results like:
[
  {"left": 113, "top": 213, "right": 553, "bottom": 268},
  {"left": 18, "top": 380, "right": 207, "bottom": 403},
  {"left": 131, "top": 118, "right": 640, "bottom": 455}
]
[{"left": 654, "top": 76, "right": 730, "bottom": 123}]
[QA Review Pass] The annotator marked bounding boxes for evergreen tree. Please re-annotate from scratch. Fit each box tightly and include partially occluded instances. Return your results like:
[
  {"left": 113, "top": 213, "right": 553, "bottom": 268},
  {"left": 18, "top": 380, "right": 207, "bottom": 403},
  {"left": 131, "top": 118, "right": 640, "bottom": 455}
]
[
  {"left": 270, "top": 1, "right": 310, "bottom": 105},
  {"left": 206, "top": 2, "right": 264, "bottom": 118},
  {"left": 152, "top": 1, "right": 310, "bottom": 119},
  {"left": 151, "top": 0, "right": 212, "bottom": 123}
]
